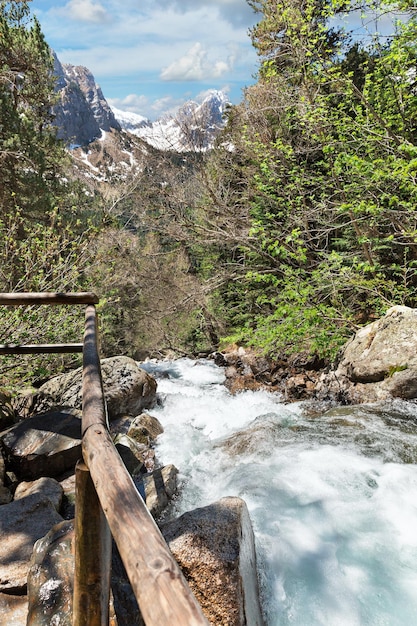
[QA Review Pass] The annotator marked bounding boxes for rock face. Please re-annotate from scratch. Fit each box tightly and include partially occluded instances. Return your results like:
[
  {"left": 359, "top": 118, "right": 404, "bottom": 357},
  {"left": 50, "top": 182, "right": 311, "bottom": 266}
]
[
  {"left": 0, "top": 486, "right": 63, "bottom": 592},
  {"left": 318, "top": 306, "right": 417, "bottom": 404},
  {"left": 1, "top": 408, "right": 82, "bottom": 480},
  {"left": 53, "top": 52, "right": 121, "bottom": 146},
  {"left": 33, "top": 356, "right": 157, "bottom": 419},
  {"left": 161, "top": 497, "right": 264, "bottom": 626}
]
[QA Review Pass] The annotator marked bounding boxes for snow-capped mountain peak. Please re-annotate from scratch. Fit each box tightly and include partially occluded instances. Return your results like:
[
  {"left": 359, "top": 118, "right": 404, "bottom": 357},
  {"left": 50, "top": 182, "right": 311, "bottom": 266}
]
[
  {"left": 110, "top": 107, "right": 150, "bottom": 132},
  {"left": 112, "top": 90, "right": 231, "bottom": 152}
]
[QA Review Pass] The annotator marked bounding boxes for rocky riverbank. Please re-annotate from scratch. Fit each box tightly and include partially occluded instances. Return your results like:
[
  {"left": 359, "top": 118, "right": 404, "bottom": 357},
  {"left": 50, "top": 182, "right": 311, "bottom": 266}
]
[
  {"left": 1, "top": 305, "right": 417, "bottom": 625},
  {"left": 0, "top": 356, "right": 263, "bottom": 626},
  {"left": 218, "top": 305, "right": 417, "bottom": 407}
]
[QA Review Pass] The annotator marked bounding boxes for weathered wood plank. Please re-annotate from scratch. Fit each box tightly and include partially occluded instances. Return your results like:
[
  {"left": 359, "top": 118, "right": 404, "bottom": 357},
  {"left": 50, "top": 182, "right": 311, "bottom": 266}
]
[
  {"left": 82, "top": 427, "right": 210, "bottom": 626},
  {"left": 0, "top": 344, "right": 83, "bottom": 354},
  {"left": 73, "top": 461, "right": 112, "bottom": 626},
  {"left": 82, "top": 305, "right": 107, "bottom": 435},
  {"left": 80, "top": 305, "right": 209, "bottom": 625},
  {"left": 0, "top": 292, "right": 99, "bottom": 305}
]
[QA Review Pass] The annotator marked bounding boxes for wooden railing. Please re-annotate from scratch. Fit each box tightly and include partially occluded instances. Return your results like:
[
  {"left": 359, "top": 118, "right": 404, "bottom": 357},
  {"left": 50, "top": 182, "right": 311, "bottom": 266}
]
[{"left": 0, "top": 293, "right": 209, "bottom": 626}]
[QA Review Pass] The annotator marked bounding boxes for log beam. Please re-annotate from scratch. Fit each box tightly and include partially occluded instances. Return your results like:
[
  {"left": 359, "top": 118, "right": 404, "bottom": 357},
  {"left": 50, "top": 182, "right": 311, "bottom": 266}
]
[{"left": 0, "top": 292, "right": 99, "bottom": 306}]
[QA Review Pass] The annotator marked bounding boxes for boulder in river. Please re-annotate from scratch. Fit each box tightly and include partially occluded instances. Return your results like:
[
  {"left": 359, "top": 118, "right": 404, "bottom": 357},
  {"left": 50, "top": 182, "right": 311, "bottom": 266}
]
[
  {"left": 318, "top": 306, "right": 417, "bottom": 403},
  {"left": 161, "top": 496, "right": 265, "bottom": 626},
  {"left": 127, "top": 413, "right": 164, "bottom": 445},
  {"left": 141, "top": 464, "right": 178, "bottom": 519},
  {"left": 31, "top": 356, "right": 157, "bottom": 419}
]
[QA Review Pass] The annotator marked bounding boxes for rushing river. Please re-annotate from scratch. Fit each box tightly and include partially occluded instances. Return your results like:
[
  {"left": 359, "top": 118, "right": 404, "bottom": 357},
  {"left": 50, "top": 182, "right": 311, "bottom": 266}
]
[{"left": 141, "top": 358, "right": 417, "bottom": 626}]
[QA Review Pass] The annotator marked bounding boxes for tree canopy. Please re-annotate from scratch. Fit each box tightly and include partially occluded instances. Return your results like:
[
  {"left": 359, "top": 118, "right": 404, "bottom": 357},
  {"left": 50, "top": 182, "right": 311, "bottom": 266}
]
[{"left": 196, "top": 0, "right": 417, "bottom": 359}]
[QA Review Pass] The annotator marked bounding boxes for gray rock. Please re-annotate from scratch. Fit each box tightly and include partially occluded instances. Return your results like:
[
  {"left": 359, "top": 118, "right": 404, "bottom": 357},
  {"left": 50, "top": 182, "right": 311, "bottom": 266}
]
[
  {"left": 0, "top": 592, "right": 28, "bottom": 626},
  {"left": 339, "top": 306, "right": 417, "bottom": 383},
  {"left": 0, "top": 493, "right": 63, "bottom": 592},
  {"left": 34, "top": 356, "right": 157, "bottom": 420},
  {"left": 141, "top": 464, "right": 178, "bottom": 519},
  {"left": 128, "top": 413, "right": 164, "bottom": 445},
  {"left": 318, "top": 306, "right": 417, "bottom": 403},
  {"left": 1, "top": 408, "right": 82, "bottom": 480},
  {"left": 27, "top": 520, "right": 74, "bottom": 626},
  {"left": 27, "top": 521, "right": 143, "bottom": 626},
  {"left": 161, "top": 496, "right": 264, "bottom": 626},
  {"left": 14, "top": 477, "right": 63, "bottom": 512}
]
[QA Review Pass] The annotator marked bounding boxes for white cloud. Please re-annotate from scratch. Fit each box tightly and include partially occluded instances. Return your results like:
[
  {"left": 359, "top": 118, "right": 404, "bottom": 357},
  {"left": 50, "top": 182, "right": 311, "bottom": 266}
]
[
  {"left": 151, "top": 0, "right": 256, "bottom": 27},
  {"left": 160, "top": 42, "right": 233, "bottom": 81},
  {"left": 33, "top": 0, "right": 258, "bottom": 118},
  {"left": 62, "top": 0, "right": 110, "bottom": 23}
]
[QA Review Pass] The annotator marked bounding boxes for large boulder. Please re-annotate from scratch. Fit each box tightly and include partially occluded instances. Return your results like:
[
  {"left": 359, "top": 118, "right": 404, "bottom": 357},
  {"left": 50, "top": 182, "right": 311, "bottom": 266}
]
[
  {"left": 27, "top": 520, "right": 74, "bottom": 626},
  {"left": 27, "top": 520, "right": 143, "bottom": 626},
  {"left": 127, "top": 413, "right": 164, "bottom": 446},
  {"left": 14, "top": 477, "right": 63, "bottom": 511},
  {"left": 318, "top": 306, "right": 417, "bottom": 404},
  {"left": 32, "top": 356, "right": 157, "bottom": 420},
  {"left": 1, "top": 408, "right": 82, "bottom": 480},
  {"left": 0, "top": 487, "right": 63, "bottom": 592},
  {"left": 161, "top": 497, "right": 264, "bottom": 626}
]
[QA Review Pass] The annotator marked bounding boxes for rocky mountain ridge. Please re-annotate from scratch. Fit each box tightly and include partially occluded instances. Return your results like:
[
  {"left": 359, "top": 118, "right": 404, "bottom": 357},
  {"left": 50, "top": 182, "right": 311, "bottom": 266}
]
[
  {"left": 53, "top": 53, "right": 229, "bottom": 155},
  {"left": 53, "top": 53, "right": 121, "bottom": 147},
  {"left": 112, "top": 90, "right": 230, "bottom": 152}
]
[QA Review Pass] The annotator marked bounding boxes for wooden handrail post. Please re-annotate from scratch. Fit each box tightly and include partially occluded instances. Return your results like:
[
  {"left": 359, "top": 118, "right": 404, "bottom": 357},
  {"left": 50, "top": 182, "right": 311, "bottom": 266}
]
[
  {"left": 73, "top": 461, "right": 112, "bottom": 626},
  {"left": 73, "top": 304, "right": 111, "bottom": 626}
]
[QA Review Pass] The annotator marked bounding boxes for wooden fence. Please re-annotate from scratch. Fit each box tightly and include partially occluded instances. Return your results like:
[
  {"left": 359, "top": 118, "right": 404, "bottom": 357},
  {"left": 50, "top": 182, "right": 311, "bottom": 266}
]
[{"left": 0, "top": 293, "right": 209, "bottom": 626}]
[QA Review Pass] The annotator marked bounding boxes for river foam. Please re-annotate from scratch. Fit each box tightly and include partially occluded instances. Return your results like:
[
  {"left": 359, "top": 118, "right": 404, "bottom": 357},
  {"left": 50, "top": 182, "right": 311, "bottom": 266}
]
[{"left": 144, "top": 358, "right": 417, "bottom": 625}]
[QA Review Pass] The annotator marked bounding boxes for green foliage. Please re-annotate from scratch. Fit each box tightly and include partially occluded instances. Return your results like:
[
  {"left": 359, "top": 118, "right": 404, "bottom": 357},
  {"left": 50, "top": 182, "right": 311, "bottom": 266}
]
[
  {"left": 0, "top": 2, "right": 100, "bottom": 387},
  {"left": 0, "top": 206, "right": 93, "bottom": 387},
  {"left": 199, "top": 0, "right": 417, "bottom": 362},
  {"left": 0, "top": 0, "right": 71, "bottom": 220}
]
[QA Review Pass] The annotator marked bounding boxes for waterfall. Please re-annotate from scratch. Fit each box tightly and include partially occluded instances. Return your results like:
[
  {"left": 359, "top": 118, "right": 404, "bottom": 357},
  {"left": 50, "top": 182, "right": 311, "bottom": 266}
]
[{"left": 142, "top": 358, "right": 417, "bottom": 626}]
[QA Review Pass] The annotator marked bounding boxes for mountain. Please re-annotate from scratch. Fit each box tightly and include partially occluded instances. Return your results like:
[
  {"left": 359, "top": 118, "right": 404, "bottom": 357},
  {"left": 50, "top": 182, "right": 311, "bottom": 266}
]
[
  {"left": 112, "top": 90, "right": 230, "bottom": 152},
  {"left": 53, "top": 53, "right": 121, "bottom": 147},
  {"left": 51, "top": 55, "right": 230, "bottom": 185},
  {"left": 110, "top": 107, "right": 150, "bottom": 133},
  {"left": 53, "top": 52, "right": 229, "bottom": 154}
]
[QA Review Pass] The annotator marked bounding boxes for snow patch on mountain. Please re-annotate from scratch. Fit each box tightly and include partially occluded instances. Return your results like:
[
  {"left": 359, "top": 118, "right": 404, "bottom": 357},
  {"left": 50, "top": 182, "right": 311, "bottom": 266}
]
[
  {"left": 110, "top": 107, "right": 150, "bottom": 132},
  {"left": 112, "top": 90, "right": 230, "bottom": 152}
]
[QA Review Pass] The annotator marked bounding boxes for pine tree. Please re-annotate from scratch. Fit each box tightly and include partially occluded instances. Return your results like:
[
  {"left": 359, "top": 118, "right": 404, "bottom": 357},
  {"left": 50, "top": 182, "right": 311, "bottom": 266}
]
[
  {"left": 202, "top": 0, "right": 417, "bottom": 359},
  {"left": 0, "top": 0, "right": 69, "bottom": 221}
]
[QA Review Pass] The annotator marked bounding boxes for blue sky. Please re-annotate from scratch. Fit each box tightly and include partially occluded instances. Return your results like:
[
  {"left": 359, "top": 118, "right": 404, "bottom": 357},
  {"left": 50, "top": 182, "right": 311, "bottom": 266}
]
[{"left": 30, "top": 0, "right": 260, "bottom": 120}]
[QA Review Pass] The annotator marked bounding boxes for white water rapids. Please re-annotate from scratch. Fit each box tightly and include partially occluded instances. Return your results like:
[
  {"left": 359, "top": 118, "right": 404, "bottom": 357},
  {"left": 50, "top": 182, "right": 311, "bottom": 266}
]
[{"left": 141, "top": 358, "right": 417, "bottom": 626}]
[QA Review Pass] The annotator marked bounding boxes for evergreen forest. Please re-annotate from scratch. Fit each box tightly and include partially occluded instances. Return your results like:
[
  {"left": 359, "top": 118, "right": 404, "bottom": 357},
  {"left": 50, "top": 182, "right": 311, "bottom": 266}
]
[{"left": 1, "top": 0, "right": 417, "bottom": 386}]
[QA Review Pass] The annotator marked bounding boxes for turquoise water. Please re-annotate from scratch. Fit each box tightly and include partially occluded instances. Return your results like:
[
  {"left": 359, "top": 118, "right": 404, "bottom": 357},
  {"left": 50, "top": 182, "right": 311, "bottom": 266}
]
[{"left": 144, "top": 358, "right": 417, "bottom": 626}]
